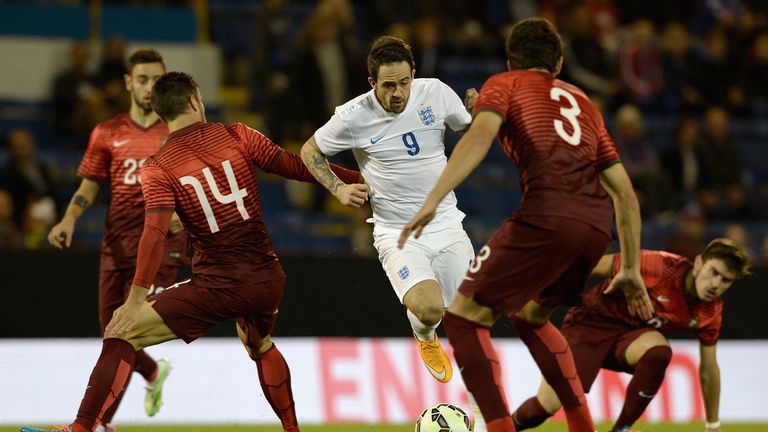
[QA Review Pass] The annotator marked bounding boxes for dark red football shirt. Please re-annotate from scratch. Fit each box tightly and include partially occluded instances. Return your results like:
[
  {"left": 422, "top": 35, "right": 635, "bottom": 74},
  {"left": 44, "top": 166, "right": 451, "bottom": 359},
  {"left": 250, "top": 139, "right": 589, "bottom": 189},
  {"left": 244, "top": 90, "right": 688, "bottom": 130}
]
[
  {"left": 473, "top": 70, "right": 620, "bottom": 236},
  {"left": 577, "top": 250, "right": 723, "bottom": 345},
  {"left": 78, "top": 113, "right": 184, "bottom": 270},
  {"left": 135, "top": 122, "right": 359, "bottom": 288}
]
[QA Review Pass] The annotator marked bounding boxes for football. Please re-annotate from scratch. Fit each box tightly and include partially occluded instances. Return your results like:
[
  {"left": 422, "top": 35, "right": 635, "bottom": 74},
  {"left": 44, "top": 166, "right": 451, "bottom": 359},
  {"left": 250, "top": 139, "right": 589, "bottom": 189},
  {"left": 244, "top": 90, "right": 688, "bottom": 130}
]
[{"left": 415, "top": 403, "right": 474, "bottom": 432}]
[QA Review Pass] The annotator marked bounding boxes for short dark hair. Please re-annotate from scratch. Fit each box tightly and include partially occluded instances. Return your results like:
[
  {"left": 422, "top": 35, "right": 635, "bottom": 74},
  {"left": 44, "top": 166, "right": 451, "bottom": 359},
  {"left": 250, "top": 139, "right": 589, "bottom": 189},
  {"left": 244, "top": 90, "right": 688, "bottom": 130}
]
[
  {"left": 701, "top": 238, "right": 752, "bottom": 278},
  {"left": 128, "top": 49, "right": 165, "bottom": 73},
  {"left": 505, "top": 18, "right": 563, "bottom": 73},
  {"left": 151, "top": 72, "right": 198, "bottom": 122},
  {"left": 367, "top": 36, "right": 415, "bottom": 80}
]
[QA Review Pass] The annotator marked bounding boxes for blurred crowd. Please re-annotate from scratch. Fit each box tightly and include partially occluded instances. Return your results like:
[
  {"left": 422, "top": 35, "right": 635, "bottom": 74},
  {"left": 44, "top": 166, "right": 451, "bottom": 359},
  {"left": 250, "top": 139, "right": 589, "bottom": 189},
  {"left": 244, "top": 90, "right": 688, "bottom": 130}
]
[{"left": 2, "top": 0, "right": 768, "bottom": 262}]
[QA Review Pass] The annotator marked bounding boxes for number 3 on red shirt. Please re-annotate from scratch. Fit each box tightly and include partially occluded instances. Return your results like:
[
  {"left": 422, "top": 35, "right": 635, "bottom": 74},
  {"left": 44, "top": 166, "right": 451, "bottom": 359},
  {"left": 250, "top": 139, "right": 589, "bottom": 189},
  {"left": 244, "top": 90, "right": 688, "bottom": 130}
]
[{"left": 550, "top": 87, "right": 582, "bottom": 146}]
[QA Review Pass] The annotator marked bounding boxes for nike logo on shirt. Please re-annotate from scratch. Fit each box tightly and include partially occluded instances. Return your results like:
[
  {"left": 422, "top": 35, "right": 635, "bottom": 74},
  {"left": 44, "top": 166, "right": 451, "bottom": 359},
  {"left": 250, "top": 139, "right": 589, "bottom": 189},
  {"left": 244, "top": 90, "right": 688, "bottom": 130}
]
[
  {"left": 113, "top": 139, "right": 131, "bottom": 147},
  {"left": 370, "top": 135, "right": 384, "bottom": 144}
]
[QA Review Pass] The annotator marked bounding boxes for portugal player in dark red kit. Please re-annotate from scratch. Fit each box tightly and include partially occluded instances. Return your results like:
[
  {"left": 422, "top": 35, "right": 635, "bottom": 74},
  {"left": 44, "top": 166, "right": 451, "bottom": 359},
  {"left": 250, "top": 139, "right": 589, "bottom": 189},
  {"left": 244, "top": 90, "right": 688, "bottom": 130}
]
[
  {"left": 22, "top": 72, "right": 366, "bottom": 432},
  {"left": 512, "top": 239, "right": 750, "bottom": 432},
  {"left": 400, "top": 18, "right": 653, "bottom": 432},
  {"left": 47, "top": 49, "right": 184, "bottom": 426}
]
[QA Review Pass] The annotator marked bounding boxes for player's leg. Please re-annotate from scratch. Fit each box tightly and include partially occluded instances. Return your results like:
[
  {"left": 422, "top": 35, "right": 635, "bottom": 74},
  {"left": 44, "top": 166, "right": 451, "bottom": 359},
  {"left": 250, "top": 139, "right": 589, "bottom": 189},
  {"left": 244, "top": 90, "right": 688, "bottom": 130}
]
[
  {"left": 513, "top": 301, "right": 594, "bottom": 432},
  {"left": 403, "top": 279, "right": 454, "bottom": 382},
  {"left": 512, "top": 310, "right": 615, "bottom": 431},
  {"left": 98, "top": 269, "right": 143, "bottom": 426},
  {"left": 512, "top": 378, "right": 562, "bottom": 431},
  {"left": 443, "top": 292, "right": 513, "bottom": 432},
  {"left": 374, "top": 225, "right": 452, "bottom": 382},
  {"left": 236, "top": 314, "right": 299, "bottom": 432},
  {"left": 71, "top": 301, "right": 177, "bottom": 432},
  {"left": 432, "top": 225, "right": 484, "bottom": 428},
  {"left": 610, "top": 330, "right": 671, "bottom": 432},
  {"left": 139, "top": 263, "right": 184, "bottom": 417}
]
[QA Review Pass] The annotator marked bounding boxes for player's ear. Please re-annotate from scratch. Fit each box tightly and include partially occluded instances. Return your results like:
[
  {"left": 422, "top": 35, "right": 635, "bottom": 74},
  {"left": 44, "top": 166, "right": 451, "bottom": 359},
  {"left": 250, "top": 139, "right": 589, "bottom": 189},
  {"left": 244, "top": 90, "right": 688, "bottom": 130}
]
[
  {"left": 506, "top": 59, "right": 513, "bottom": 71},
  {"left": 368, "top": 76, "right": 376, "bottom": 89},
  {"left": 554, "top": 56, "right": 564, "bottom": 76},
  {"left": 124, "top": 72, "right": 131, "bottom": 92},
  {"left": 693, "top": 254, "right": 703, "bottom": 273}
]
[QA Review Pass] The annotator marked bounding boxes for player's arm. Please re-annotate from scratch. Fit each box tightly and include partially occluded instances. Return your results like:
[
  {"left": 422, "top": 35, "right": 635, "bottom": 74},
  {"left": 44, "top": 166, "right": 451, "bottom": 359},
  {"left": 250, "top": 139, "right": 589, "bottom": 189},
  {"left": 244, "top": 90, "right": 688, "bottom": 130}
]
[
  {"left": 599, "top": 162, "right": 653, "bottom": 320},
  {"left": 47, "top": 178, "right": 100, "bottom": 249},
  {"left": 590, "top": 253, "right": 616, "bottom": 278},
  {"left": 699, "top": 343, "right": 721, "bottom": 431},
  {"left": 399, "top": 110, "right": 500, "bottom": 247},
  {"left": 300, "top": 135, "right": 369, "bottom": 208}
]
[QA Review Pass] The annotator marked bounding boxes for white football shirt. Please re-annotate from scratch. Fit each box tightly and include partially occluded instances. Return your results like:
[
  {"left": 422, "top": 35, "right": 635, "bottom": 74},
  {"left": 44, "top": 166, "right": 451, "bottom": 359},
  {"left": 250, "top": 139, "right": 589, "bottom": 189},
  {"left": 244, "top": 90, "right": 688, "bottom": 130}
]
[{"left": 314, "top": 78, "right": 472, "bottom": 231}]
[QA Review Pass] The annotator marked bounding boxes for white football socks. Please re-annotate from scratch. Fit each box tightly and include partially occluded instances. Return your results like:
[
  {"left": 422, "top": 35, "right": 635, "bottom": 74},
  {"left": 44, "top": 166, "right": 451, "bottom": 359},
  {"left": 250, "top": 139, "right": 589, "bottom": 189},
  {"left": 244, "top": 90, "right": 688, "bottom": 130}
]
[{"left": 407, "top": 309, "right": 439, "bottom": 341}]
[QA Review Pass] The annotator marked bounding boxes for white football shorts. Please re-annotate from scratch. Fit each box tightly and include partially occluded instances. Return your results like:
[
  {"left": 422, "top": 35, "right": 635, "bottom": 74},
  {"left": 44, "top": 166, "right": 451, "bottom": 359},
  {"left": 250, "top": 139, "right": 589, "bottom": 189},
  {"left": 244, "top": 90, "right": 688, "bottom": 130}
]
[{"left": 373, "top": 223, "right": 475, "bottom": 306}]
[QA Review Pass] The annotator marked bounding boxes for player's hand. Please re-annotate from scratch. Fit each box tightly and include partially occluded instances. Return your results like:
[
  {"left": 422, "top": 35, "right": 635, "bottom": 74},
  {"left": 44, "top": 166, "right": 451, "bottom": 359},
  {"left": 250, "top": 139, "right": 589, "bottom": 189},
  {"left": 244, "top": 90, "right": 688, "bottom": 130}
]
[
  {"left": 169, "top": 212, "right": 184, "bottom": 234},
  {"left": 464, "top": 88, "right": 479, "bottom": 112},
  {"left": 48, "top": 218, "right": 76, "bottom": 249},
  {"left": 105, "top": 302, "right": 142, "bottom": 338},
  {"left": 334, "top": 183, "right": 369, "bottom": 208},
  {"left": 398, "top": 202, "right": 438, "bottom": 249},
  {"left": 603, "top": 267, "right": 654, "bottom": 320}
]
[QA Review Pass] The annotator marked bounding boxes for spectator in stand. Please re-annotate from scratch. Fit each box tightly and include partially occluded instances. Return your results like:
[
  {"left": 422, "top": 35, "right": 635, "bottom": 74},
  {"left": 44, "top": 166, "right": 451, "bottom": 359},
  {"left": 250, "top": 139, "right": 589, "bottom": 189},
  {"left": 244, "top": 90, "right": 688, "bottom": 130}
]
[
  {"left": 724, "top": 223, "right": 757, "bottom": 263},
  {"left": 659, "top": 22, "right": 700, "bottom": 113},
  {"left": 661, "top": 116, "right": 708, "bottom": 210},
  {"left": 689, "top": 29, "right": 747, "bottom": 114},
  {"left": 449, "top": 18, "right": 498, "bottom": 58},
  {"left": 612, "top": 104, "right": 669, "bottom": 216},
  {"left": 0, "top": 129, "right": 59, "bottom": 227},
  {"left": 583, "top": 0, "right": 622, "bottom": 52},
  {"left": 384, "top": 21, "right": 413, "bottom": 45},
  {"left": 288, "top": 10, "right": 365, "bottom": 141},
  {"left": 21, "top": 196, "right": 57, "bottom": 250},
  {"left": 252, "top": 0, "right": 294, "bottom": 143},
  {"left": 51, "top": 41, "right": 97, "bottom": 141},
  {"left": 412, "top": 17, "right": 446, "bottom": 79},
  {"left": 618, "top": 19, "right": 664, "bottom": 109},
  {"left": 560, "top": 3, "right": 620, "bottom": 109},
  {"left": 89, "top": 36, "right": 130, "bottom": 122},
  {"left": 94, "top": 36, "right": 128, "bottom": 89},
  {"left": 664, "top": 204, "right": 708, "bottom": 261},
  {"left": 0, "top": 188, "right": 23, "bottom": 249},
  {"left": 698, "top": 106, "right": 758, "bottom": 219},
  {"left": 741, "top": 32, "right": 768, "bottom": 117}
]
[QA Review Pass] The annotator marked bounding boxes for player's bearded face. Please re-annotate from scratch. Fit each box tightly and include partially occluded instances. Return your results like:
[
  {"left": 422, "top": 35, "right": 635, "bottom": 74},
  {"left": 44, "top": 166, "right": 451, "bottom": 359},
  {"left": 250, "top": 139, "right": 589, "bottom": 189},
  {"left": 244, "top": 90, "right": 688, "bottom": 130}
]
[
  {"left": 371, "top": 61, "right": 414, "bottom": 113},
  {"left": 693, "top": 257, "right": 736, "bottom": 301},
  {"left": 127, "top": 62, "right": 165, "bottom": 113}
]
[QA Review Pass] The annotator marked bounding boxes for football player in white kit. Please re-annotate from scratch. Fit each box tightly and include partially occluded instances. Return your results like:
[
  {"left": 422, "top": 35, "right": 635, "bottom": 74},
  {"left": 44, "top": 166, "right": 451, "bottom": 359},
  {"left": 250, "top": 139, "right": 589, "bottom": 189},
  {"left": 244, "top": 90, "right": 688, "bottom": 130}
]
[{"left": 301, "top": 35, "right": 478, "bottom": 388}]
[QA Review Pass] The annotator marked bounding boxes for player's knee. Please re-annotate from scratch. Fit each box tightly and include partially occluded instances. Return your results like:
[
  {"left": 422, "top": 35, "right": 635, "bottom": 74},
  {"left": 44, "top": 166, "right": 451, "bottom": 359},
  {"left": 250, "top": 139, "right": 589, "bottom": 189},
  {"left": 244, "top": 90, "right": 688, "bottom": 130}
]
[
  {"left": 514, "top": 302, "right": 553, "bottom": 326},
  {"left": 640, "top": 345, "right": 673, "bottom": 370},
  {"left": 411, "top": 303, "right": 444, "bottom": 326},
  {"left": 250, "top": 335, "right": 273, "bottom": 359}
]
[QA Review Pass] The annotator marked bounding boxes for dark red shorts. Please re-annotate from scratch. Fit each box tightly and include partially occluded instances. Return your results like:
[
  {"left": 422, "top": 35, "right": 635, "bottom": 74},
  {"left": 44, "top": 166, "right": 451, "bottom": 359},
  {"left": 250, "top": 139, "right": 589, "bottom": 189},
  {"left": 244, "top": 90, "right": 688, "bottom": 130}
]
[
  {"left": 459, "top": 215, "right": 610, "bottom": 317},
  {"left": 98, "top": 263, "right": 181, "bottom": 333},
  {"left": 149, "top": 272, "right": 286, "bottom": 349},
  {"left": 561, "top": 308, "right": 653, "bottom": 391}
]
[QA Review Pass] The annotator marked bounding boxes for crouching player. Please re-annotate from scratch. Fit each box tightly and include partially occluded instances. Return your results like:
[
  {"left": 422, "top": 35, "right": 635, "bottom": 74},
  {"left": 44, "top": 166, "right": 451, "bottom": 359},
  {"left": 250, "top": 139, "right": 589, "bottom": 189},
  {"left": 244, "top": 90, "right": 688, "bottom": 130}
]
[{"left": 512, "top": 238, "right": 750, "bottom": 432}]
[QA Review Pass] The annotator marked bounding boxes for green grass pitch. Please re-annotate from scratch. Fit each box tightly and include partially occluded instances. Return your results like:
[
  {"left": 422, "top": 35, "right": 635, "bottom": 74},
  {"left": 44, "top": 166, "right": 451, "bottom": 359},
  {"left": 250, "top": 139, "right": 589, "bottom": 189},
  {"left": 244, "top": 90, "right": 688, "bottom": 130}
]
[{"left": 2, "top": 424, "right": 768, "bottom": 431}]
